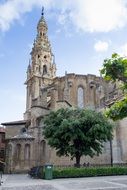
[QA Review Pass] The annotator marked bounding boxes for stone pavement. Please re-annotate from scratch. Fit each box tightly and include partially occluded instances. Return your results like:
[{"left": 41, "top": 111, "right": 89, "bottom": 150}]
[{"left": 1, "top": 174, "right": 127, "bottom": 190}]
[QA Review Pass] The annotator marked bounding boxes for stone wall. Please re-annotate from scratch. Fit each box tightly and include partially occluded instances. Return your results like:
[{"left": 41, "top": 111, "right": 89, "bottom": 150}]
[{"left": 5, "top": 124, "right": 25, "bottom": 139}]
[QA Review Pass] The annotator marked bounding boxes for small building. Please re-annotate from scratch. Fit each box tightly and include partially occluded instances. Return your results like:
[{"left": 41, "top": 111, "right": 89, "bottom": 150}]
[{"left": 0, "top": 127, "right": 5, "bottom": 172}]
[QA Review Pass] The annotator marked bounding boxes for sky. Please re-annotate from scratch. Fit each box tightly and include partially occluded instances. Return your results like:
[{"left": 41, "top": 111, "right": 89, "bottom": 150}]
[{"left": 0, "top": 0, "right": 127, "bottom": 123}]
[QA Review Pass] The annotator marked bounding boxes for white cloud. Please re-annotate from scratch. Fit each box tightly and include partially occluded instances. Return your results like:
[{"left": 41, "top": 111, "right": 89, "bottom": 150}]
[
  {"left": 0, "top": 0, "right": 127, "bottom": 32},
  {"left": 94, "top": 41, "right": 109, "bottom": 52},
  {"left": 70, "top": 0, "right": 127, "bottom": 33},
  {"left": 0, "top": 0, "right": 53, "bottom": 31},
  {"left": 58, "top": 13, "right": 67, "bottom": 25},
  {"left": 120, "top": 43, "right": 127, "bottom": 56}
]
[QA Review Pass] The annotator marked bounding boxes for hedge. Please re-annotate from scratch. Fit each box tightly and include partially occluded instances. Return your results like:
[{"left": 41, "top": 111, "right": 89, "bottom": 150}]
[{"left": 52, "top": 167, "right": 127, "bottom": 179}]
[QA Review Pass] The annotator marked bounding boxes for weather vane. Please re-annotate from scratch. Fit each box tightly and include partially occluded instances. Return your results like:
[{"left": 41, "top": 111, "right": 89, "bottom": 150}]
[{"left": 41, "top": 6, "right": 44, "bottom": 16}]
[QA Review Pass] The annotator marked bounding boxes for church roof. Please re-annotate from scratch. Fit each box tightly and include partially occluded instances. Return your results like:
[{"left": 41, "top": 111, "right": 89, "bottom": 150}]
[{"left": 1, "top": 120, "right": 27, "bottom": 126}]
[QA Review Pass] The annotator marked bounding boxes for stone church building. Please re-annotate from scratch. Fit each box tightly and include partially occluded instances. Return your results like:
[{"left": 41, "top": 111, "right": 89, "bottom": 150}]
[{"left": 2, "top": 10, "right": 127, "bottom": 173}]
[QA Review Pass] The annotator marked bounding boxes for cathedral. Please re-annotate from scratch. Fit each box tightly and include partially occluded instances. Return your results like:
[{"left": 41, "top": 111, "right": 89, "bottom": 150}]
[{"left": 2, "top": 9, "right": 127, "bottom": 173}]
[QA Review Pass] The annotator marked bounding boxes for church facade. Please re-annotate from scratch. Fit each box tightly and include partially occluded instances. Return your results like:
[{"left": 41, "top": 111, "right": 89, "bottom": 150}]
[{"left": 2, "top": 10, "right": 127, "bottom": 173}]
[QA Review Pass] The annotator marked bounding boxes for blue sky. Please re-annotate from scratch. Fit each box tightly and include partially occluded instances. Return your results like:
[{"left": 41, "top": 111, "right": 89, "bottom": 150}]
[{"left": 0, "top": 0, "right": 127, "bottom": 123}]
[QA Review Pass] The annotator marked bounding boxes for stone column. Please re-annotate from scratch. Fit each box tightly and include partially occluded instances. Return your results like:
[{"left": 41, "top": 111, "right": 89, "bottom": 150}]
[
  {"left": 112, "top": 123, "right": 122, "bottom": 164},
  {"left": 50, "top": 88, "right": 58, "bottom": 110}
]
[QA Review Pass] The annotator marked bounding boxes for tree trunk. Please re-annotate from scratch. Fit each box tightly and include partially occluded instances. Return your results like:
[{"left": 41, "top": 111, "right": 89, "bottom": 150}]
[
  {"left": 75, "top": 153, "right": 81, "bottom": 168},
  {"left": 110, "top": 139, "right": 113, "bottom": 167}
]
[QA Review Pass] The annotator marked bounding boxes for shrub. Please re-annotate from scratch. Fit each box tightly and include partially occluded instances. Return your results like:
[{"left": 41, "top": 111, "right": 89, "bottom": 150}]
[{"left": 52, "top": 167, "right": 127, "bottom": 179}]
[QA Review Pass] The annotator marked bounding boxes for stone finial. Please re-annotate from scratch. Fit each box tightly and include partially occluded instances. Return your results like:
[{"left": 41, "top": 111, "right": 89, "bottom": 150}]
[{"left": 52, "top": 54, "right": 55, "bottom": 64}]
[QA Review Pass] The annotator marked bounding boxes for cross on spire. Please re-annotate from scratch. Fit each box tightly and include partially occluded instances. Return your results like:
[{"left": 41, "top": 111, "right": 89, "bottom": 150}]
[{"left": 41, "top": 6, "right": 44, "bottom": 16}]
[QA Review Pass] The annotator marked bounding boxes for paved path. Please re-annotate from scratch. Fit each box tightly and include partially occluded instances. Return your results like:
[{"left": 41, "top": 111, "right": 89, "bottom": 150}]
[{"left": 1, "top": 174, "right": 127, "bottom": 190}]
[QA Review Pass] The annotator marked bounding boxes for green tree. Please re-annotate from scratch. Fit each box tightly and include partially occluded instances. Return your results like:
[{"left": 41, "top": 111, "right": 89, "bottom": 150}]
[
  {"left": 101, "top": 53, "right": 127, "bottom": 120},
  {"left": 43, "top": 108, "right": 113, "bottom": 166}
]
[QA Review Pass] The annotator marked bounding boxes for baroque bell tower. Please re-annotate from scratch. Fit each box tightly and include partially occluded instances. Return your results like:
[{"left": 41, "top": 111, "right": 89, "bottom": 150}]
[{"left": 25, "top": 8, "right": 56, "bottom": 119}]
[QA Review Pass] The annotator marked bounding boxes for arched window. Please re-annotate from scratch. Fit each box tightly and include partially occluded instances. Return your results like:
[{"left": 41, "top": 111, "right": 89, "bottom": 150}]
[
  {"left": 43, "top": 65, "right": 47, "bottom": 75},
  {"left": 8, "top": 144, "right": 12, "bottom": 157},
  {"left": 7, "top": 144, "right": 13, "bottom": 172},
  {"left": 77, "top": 87, "right": 84, "bottom": 108},
  {"left": 16, "top": 144, "right": 21, "bottom": 161},
  {"left": 24, "top": 144, "right": 30, "bottom": 160},
  {"left": 40, "top": 140, "right": 46, "bottom": 160},
  {"left": 89, "top": 82, "right": 95, "bottom": 109}
]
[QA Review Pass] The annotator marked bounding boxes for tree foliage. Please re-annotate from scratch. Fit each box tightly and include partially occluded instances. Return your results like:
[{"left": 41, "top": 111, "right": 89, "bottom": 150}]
[
  {"left": 101, "top": 53, "right": 127, "bottom": 83},
  {"left": 101, "top": 53, "right": 127, "bottom": 120},
  {"left": 105, "top": 97, "right": 127, "bottom": 121},
  {"left": 43, "top": 108, "right": 113, "bottom": 166}
]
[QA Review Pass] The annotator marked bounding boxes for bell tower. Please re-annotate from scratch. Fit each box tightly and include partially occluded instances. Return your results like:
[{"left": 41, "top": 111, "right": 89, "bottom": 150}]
[
  {"left": 25, "top": 8, "right": 56, "bottom": 118},
  {"left": 31, "top": 7, "right": 56, "bottom": 80}
]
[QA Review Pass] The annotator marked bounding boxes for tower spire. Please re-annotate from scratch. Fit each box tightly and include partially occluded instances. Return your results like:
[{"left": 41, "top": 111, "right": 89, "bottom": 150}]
[{"left": 29, "top": 7, "right": 56, "bottom": 80}]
